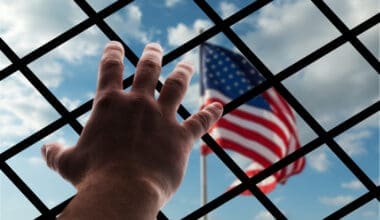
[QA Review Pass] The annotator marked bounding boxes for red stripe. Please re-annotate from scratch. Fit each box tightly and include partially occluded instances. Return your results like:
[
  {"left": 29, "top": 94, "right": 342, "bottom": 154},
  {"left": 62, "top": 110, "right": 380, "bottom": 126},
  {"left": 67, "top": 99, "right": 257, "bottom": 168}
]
[
  {"left": 204, "top": 97, "right": 290, "bottom": 145},
  {"left": 228, "top": 169, "right": 277, "bottom": 196},
  {"left": 213, "top": 138, "right": 273, "bottom": 167},
  {"left": 231, "top": 109, "right": 289, "bottom": 146},
  {"left": 277, "top": 92, "right": 296, "bottom": 121},
  {"left": 262, "top": 90, "right": 296, "bottom": 136},
  {"left": 215, "top": 119, "right": 284, "bottom": 158},
  {"left": 202, "top": 97, "right": 290, "bottom": 155}
]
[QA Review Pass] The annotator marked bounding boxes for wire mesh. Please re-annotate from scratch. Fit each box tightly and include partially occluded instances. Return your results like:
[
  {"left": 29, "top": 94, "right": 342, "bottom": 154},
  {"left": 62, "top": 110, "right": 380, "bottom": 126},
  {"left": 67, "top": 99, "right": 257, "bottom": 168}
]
[{"left": 0, "top": 0, "right": 378, "bottom": 219}]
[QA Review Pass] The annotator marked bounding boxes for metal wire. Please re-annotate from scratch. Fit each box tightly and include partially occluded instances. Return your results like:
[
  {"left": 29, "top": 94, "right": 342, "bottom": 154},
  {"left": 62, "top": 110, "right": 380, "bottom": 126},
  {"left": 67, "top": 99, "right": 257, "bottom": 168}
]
[{"left": 0, "top": 0, "right": 378, "bottom": 219}]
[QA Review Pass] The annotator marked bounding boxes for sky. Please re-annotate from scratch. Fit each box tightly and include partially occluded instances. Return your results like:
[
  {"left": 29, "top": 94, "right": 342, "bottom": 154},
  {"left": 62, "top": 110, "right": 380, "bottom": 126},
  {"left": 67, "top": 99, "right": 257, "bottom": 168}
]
[{"left": 0, "top": 0, "right": 379, "bottom": 219}]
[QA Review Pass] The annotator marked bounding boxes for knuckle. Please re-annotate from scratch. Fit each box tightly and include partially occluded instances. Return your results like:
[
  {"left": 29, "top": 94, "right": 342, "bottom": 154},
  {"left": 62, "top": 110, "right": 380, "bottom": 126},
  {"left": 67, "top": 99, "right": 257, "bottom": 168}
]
[
  {"left": 128, "top": 92, "right": 152, "bottom": 109},
  {"left": 95, "top": 90, "right": 121, "bottom": 109},
  {"left": 165, "top": 77, "right": 186, "bottom": 92},
  {"left": 206, "top": 106, "right": 219, "bottom": 119},
  {"left": 138, "top": 58, "right": 161, "bottom": 73},
  {"left": 196, "top": 111, "right": 210, "bottom": 131},
  {"left": 100, "top": 57, "right": 124, "bottom": 71}
]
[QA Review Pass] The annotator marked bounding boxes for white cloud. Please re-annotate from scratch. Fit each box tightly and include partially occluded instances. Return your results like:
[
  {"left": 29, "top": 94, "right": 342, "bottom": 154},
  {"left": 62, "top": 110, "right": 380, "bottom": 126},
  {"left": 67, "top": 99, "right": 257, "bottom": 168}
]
[
  {"left": 341, "top": 179, "right": 364, "bottom": 190},
  {"left": 255, "top": 210, "right": 275, "bottom": 220},
  {"left": 324, "top": 0, "right": 379, "bottom": 28},
  {"left": 27, "top": 156, "right": 45, "bottom": 166},
  {"left": 219, "top": 2, "right": 238, "bottom": 18},
  {"left": 167, "top": 19, "right": 212, "bottom": 47},
  {"left": 319, "top": 195, "right": 355, "bottom": 206},
  {"left": 106, "top": 4, "right": 149, "bottom": 44},
  {"left": 0, "top": 73, "right": 59, "bottom": 148},
  {"left": 336, "top": 130, "right": 372, "bottom": 156},
  {"left": 165, "top": 0, "right": 183, "bottom": 8},
  {"left": 0, "top": 0, "right": 90, "bottom": 57},
  {"left": 60, "top": 97, "right": 81, "bottom": 111},
  {"left": 308, "top": 148, "right": 330, "bottom": 172},
  {"left": 0, "top": 0, "right": 105, "bottom": 90},
  {"left": 0, "top": 73, "right": 78, "bottom": 149}
]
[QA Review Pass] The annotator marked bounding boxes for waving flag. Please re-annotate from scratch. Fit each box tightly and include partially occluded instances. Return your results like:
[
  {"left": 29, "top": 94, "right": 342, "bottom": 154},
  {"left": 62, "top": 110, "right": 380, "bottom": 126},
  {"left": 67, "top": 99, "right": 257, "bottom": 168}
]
[
  {"left": 200, "top": 43, "right": 305, "bottom": 193},
  {"left": 228, "top": 162, "right": 277, "bottom": 195}
]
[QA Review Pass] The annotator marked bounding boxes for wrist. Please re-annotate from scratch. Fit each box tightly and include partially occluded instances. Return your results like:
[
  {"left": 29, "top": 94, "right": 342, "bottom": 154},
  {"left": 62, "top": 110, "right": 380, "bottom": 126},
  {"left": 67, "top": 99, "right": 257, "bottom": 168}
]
[{"left": 59, "top": 170, "right": 164, "bottom": 219}]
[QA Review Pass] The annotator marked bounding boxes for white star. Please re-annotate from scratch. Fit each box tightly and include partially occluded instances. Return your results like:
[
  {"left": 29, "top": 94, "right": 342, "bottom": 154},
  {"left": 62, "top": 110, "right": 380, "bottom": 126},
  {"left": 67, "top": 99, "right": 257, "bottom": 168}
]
[
  {"left": 226, "top": 85, "right": 231, "bottom": 90},
  {"left": 228, "top": 74, "right": 233, "bottom": 79}
]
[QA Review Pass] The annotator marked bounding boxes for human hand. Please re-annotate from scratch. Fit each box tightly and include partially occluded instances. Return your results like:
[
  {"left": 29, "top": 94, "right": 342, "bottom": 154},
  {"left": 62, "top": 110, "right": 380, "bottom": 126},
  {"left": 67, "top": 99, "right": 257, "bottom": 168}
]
[{"left": 41, "top": 41, "right": 222, "bottom": 218}]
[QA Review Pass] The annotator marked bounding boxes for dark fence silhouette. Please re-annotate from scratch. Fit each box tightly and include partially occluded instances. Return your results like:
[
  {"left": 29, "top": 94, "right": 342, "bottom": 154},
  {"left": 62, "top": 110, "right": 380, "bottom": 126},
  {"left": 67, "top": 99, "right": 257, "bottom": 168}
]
[{"left": 0, "top": 0, "right": 378, "bottom": 219}]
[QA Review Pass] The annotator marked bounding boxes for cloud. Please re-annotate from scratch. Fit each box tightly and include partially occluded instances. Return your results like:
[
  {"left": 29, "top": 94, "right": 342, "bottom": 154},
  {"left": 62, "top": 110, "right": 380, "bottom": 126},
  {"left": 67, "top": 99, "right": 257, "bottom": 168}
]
[
  {"left": 255, "top": 210, "right": 275, "bottom": 220},
  {"left": 106, "top": 4, "right": 149, "bottom": 44},
  {"left": 167, "top": 19, "right": 212, "bottom": 47},
  {"left": 336, "top": 130, "right": 372, "bottom": 156},
  {"left": 307, "top": 148, "right": 330, "bottom": 172},
  {"left": 319, "top": 195, "right": 355, "bottom": 206},
  {"left": 27, "top": 156, "right": 45, "bottom": 166},
  {"left": 60, "top": 97, "right": 81, "bottom": 111},
  {"left": 0, "top": 72, "right": 78, "bottom": 150},
  {"left": 0, "top": 73, "right": 59, "bottom": 148},
  {"left": 0, "top": 0, "right": 105, "bottom": 92},
  {"left": 165, "top": 0, "right": 183, "bottom": 8},
  {"left": 0, "top": 1, "right": 84, "bottom": 56},
  {"left": 219, "top": 1, "right": 238, "bottom": 18},
  {"left": 341, "top": 179, "right": 364, "bottom": 190}
]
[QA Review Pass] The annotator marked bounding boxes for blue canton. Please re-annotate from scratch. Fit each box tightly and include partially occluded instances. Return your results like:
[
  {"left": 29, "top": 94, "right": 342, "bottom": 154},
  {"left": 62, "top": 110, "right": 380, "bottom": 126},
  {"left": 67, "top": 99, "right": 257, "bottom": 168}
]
[{"left": 200, "top": 43, "right": 271, "bottom": 111}]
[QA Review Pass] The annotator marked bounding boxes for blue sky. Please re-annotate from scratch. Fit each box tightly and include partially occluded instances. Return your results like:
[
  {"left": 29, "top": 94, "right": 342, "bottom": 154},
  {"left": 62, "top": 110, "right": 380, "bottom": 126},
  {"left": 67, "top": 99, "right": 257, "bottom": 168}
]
[{"left": 0, "top": 0, "right": 379, "bottom": 219}]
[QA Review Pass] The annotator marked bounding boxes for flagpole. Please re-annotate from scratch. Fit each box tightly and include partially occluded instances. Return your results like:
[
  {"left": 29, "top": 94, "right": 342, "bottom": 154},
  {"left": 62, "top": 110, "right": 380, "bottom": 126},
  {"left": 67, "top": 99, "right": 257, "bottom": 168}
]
[
  {"left": 198, "top": 29, "right": 208, "bottom": 220},
  {"left": 200, "top": 152, "right": 208, "bottom": 220}
]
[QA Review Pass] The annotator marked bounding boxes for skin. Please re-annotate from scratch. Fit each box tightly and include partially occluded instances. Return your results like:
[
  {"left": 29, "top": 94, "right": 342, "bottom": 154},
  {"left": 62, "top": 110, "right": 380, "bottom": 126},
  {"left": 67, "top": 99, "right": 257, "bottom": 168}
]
[{"left": 41, "top": 41, "right": 223, "bottom": 220}]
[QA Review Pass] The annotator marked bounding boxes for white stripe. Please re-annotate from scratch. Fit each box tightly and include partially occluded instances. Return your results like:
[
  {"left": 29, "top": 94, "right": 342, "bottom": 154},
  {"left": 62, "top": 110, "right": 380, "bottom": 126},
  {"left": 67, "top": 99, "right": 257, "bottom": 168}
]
[
  {"left": 223, "top": 114, "right": 287, "bottom": 156},
  {"left": 266, "top": 88, "right": 297, "bottom": 131},
  {"left": 204, "top": 89, "right": 291, "bottom": 139},
  {"left": 284, "top": 135, "right": 296, "bottom": 178},
  {"left": 211, "top": 128, "right": 280, "bottom": 163},
  {"left": 230, "top": 162, "right": 276, "bottom": 187}
]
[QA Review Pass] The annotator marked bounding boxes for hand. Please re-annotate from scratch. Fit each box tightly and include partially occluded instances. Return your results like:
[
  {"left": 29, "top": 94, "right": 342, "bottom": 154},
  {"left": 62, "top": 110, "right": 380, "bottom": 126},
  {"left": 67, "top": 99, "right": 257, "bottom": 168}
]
[{"left": 41, "top": 41, "right": 222, "bottom": 219}]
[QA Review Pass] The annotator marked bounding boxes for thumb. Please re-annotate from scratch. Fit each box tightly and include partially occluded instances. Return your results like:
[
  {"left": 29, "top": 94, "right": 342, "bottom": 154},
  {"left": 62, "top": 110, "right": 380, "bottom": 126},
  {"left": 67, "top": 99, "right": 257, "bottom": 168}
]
[
  {"left": 183, "top": 102, "right": 223, "bottom": 139},
  {"left": 41, "top": 142, "right": 66, "bottom": 172}
]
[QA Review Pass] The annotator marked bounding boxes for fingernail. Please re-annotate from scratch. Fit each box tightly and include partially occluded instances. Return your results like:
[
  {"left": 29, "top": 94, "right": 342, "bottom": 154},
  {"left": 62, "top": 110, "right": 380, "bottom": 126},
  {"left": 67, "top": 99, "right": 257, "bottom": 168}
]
[
  {"left": 213, "top": 102, "right": 223, "bottom": 110},
  {"left": 145, "top": 43, "right": 163, "bottom": 53},
  {"left": 177, "top": 61, "right": 194, "bottom": 74}
]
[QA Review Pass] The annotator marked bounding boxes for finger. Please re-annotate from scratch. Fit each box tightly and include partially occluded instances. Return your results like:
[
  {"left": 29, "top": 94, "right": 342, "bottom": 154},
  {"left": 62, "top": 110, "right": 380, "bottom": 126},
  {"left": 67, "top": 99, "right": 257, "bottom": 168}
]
[
  {"left": 97, "top": 41, "right": 124, "bottom": 93},
  {"left": 182, "top": 102, "right": 223, "bottom": 139},
  {"left": 41, "top": 143, "right": 66, "bottom": 171},
  {"left": 132, "top": 43, "right": 163, "bottom": 96},
  {"left": 158, "top": 61, "right": 194, "bottom": 116}
]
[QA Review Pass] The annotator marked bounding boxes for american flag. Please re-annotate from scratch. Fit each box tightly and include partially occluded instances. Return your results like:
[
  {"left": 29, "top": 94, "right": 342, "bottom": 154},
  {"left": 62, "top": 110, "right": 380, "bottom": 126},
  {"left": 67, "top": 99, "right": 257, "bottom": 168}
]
[{"left": 200, "top": 43, "right": 305, "bottom": 193}]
